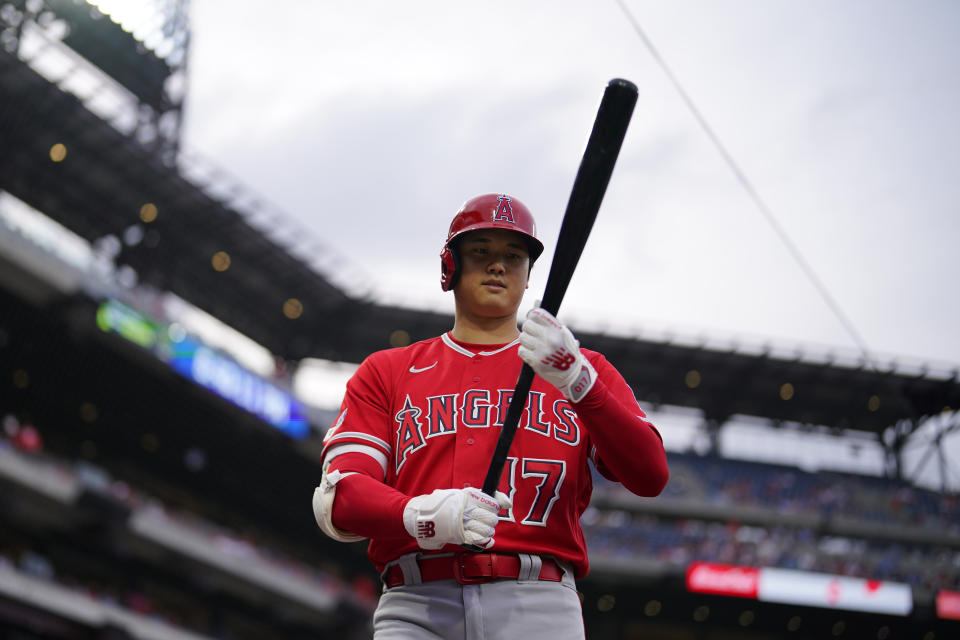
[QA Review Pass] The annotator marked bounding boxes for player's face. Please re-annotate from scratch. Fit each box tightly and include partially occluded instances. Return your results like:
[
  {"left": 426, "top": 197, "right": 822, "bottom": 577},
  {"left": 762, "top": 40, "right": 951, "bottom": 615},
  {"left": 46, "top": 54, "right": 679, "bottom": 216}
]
[{"left": 454, "top": 229, "right": 530, "bottom": 319}]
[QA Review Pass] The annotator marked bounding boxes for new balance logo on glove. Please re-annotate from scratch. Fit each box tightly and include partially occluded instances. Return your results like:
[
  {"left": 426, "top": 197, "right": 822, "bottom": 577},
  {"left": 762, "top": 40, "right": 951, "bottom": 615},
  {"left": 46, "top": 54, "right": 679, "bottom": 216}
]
[
  {"left": 542, "top": 349, "right": 576, "bottom": 371},
  {"left": 417, "top": 521, "right": 436, "bottom": 539},
  {"left": 519, "top": 308, "right": 598, "bottom": 403}
]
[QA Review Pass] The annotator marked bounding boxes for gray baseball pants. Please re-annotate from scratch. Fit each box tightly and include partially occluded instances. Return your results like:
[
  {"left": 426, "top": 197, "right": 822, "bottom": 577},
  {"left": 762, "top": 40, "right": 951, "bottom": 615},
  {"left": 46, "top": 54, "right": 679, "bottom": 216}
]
[{"left": 373, "top": 553, "right": 586, "bottom": 639}]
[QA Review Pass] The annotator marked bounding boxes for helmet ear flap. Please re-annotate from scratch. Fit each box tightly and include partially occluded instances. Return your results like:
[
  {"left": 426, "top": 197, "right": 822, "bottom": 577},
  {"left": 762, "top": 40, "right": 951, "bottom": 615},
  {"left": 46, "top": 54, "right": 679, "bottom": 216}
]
[{"left": 439, "top": 245, "right": 460, "bottom": 291}]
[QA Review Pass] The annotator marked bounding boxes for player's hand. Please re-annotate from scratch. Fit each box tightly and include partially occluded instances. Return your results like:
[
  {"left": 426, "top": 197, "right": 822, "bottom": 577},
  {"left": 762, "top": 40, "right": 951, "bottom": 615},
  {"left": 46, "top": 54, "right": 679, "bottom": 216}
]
[
  {"left": 403, "top": 487, "right": 511, "bottom": 550},
  {"left": 518, "top": 307, "right": 597, "bottom": 403}
]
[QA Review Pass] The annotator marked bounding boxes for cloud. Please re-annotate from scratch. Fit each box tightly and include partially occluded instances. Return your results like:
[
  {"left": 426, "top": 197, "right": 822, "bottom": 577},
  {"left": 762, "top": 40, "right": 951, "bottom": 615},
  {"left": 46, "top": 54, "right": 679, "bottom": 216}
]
[{"left": 182, "top": 0, "right": 960, "bottom": 364}]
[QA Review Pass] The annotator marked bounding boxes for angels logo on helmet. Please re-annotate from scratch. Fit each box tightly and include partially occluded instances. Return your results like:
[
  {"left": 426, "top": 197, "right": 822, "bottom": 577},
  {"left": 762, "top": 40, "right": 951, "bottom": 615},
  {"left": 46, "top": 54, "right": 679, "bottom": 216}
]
[{"left": 493, "top": 195, "right": 516, "bottom": 223}]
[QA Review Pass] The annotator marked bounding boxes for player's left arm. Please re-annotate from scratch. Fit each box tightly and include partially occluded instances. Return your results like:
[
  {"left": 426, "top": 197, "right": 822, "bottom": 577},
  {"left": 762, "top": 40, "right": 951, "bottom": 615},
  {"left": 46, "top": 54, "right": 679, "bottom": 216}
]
[
  {"left": 573, "top": 357, "right": 668, "bottom": 496},
  {"left": 518, "top": 308, "right": 668, "bottom": 496}
]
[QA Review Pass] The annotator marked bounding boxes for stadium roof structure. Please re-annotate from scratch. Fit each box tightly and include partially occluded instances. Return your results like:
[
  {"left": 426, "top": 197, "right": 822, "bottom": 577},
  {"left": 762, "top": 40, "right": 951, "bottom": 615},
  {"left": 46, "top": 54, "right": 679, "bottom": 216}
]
[{"left": 1, "top": 2, "right": 958, "bottom": 484}]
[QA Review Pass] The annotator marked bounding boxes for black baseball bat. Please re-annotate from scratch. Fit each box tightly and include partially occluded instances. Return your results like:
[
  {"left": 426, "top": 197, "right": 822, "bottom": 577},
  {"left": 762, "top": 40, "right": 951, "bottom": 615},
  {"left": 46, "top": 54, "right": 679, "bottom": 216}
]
[{"left": 476, "top": 77, "right": 638, "bottom": 504}]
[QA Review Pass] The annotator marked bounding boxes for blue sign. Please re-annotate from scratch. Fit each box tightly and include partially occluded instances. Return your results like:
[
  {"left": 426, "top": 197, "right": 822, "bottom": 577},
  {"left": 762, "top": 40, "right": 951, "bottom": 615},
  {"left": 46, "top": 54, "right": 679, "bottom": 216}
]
[
  {"left": 168, "top": 338, "right": 309, "bottom": 439},
  {"left": 97, "top": 299, "right": 311, "bottom": 440}
]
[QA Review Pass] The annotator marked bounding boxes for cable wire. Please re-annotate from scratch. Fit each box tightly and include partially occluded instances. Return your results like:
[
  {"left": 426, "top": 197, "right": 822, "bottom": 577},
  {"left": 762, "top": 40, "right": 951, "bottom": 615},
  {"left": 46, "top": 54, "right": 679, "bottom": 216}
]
[{"left": 613, "top": 0, "right": 879, "bottom": 370}]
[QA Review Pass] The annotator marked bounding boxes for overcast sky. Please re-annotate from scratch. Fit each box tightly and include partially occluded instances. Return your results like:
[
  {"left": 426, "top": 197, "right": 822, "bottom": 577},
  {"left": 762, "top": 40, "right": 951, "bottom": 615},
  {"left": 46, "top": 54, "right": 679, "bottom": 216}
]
[{"left": 180, "top": 1, "right": 959, "bottom": 374}]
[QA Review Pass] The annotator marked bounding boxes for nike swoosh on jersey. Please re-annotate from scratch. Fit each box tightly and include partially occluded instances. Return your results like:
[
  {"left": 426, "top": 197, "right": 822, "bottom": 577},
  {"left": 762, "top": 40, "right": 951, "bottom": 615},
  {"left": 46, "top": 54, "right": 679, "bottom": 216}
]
[{"left": 409, "top": 362, "right": 438, "bottom": 373}]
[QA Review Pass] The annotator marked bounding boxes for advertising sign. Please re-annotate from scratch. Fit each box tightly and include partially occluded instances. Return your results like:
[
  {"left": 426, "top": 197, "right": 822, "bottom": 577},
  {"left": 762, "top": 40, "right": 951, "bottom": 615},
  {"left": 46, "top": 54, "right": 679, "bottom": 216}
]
[{"left": 686, "top": 562, "right": 912, "bottom": 616}]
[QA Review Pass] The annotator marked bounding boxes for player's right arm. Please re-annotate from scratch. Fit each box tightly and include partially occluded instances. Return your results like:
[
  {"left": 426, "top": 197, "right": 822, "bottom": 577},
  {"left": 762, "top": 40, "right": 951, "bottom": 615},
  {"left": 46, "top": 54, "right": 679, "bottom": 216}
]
[
  {"left": 311, "top": 352, "right": 398, "bottom": 542},
  {"left": 319, "top": 449, "right": 409, "bottom": 540},
  {"left": 312, "top": 352, "right": 508, "bottom": 549},
  {"left": 318, "top": 449, "right": 508, "bottom": 549}
]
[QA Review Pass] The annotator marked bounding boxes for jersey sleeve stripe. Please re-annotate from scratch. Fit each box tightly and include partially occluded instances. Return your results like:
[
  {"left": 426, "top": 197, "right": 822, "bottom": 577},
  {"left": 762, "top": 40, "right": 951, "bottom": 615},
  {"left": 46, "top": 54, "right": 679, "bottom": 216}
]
[
  {"left": 324, "top": 444, "right": 388, "bottom": 477},
  {"left": 324, "top": 431, "right": 392, "bottom": 454}
]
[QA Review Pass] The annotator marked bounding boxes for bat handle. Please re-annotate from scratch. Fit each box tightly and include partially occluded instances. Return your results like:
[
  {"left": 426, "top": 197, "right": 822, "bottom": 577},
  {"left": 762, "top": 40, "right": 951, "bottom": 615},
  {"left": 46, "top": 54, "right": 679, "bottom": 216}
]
[
  {"left": 460, "top": 366, "right": 536, "bottom": 554},
  {"left": 481, "top": 365, "right": 535, "bottom": 495}
]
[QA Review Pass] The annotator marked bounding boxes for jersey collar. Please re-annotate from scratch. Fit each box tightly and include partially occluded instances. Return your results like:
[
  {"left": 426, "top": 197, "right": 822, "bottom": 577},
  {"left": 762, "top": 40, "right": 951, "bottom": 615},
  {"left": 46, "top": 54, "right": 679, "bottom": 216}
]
[{"left": 441, "top": 332, "right": 519, "bottom": 358}]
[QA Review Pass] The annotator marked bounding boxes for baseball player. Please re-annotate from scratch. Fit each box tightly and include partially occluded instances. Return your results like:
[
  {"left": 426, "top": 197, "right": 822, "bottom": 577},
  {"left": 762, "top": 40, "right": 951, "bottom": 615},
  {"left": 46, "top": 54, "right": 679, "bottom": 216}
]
[{"left": 313, "top": 193, "right": 668, "bottom": 639}]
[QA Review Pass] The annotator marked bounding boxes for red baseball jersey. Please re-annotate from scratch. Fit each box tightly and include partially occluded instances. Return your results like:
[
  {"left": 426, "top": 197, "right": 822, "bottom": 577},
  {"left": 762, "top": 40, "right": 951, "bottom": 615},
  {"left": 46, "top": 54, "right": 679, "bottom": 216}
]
[{"left": 321, "top": 332, "right": 651, "bottom": 577}]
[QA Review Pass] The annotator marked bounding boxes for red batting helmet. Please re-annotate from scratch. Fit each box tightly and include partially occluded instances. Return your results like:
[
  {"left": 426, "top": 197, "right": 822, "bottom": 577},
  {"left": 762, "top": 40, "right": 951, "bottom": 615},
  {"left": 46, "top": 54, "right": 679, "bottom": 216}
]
[{"left": 440, "top": 193, "right": 544, "bottom": 291}]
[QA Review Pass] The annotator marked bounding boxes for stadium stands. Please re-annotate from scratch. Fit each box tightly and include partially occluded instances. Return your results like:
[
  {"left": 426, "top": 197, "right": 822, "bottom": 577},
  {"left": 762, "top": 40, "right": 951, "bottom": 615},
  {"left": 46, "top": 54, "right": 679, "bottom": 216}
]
[
  {"left": 586, "top": 453, "right": 960, "bottom": 593},
  {"left": 0, "top": 417, "right": 376, "bottom": 639}
]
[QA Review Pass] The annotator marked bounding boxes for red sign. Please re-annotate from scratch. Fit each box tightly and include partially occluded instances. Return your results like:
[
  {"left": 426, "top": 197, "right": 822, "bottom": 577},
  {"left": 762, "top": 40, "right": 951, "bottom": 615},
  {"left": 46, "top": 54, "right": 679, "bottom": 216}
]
[
  {"left": 686, "top": 562, "right": 759, "bottom": 598},
  {"left": 937, "top": 590, "right": 960, "bottom": 621},
  {"left": 685, "top": 562, "right": 912, "bottom": 615}
]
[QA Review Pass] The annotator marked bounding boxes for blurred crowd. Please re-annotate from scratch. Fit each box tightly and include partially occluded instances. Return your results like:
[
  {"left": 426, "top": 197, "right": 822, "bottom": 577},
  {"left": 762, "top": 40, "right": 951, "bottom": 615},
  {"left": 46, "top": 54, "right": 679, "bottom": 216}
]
[
  {"left": 658, "top": 452, "right": 959, "bottom": 528},
  {"left": 587, "top": 452, "right": 960, "bottom": 592},
  {"left": 0, "top": 413, "right": 376, "bottom": 639}
]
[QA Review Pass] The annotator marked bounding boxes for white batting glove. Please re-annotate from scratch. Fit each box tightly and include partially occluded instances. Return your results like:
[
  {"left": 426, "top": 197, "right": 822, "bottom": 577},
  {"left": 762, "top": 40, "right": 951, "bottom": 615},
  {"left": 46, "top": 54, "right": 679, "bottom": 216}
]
[
  {"left": 403, "top": 487, "right": 511, "bottom": 550},
  {"left": 518, "top": 307, "right": 597, "bottom": 403}
]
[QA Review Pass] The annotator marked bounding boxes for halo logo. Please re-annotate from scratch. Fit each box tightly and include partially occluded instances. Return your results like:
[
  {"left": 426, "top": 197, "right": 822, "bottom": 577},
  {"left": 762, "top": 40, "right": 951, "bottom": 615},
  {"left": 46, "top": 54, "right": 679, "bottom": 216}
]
[{"left": 494, "top": 195, "right": 515, "bottom": 223}]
